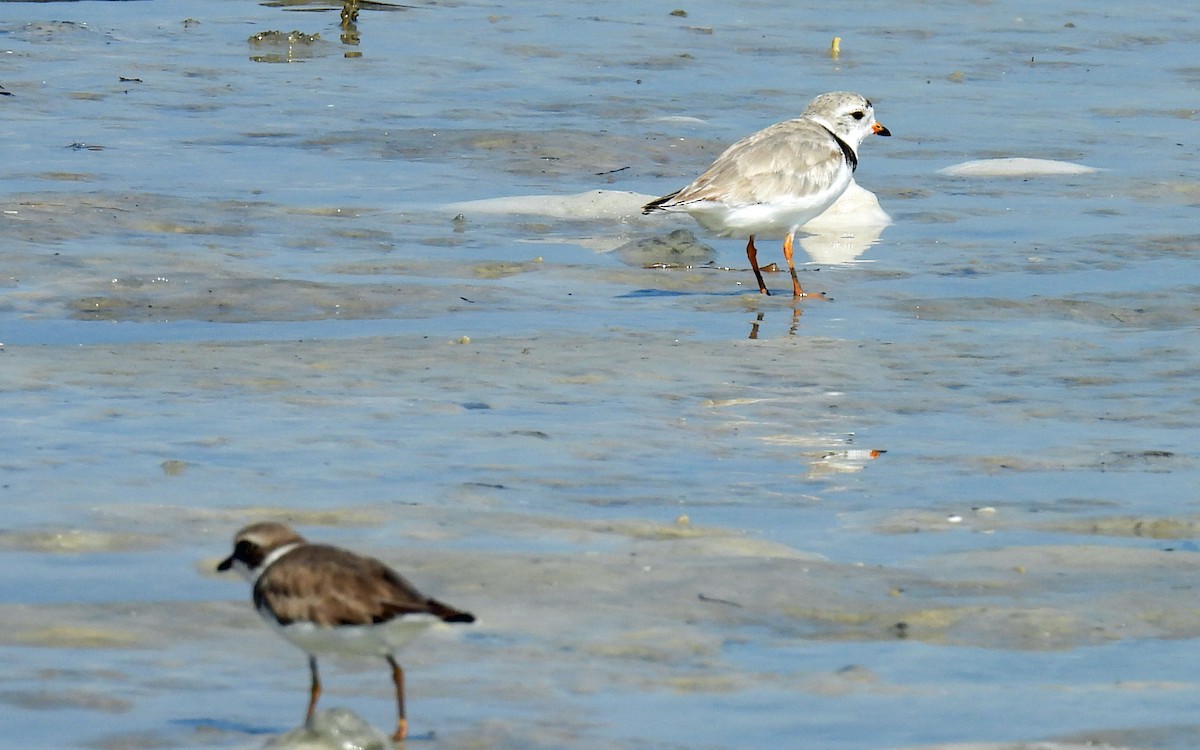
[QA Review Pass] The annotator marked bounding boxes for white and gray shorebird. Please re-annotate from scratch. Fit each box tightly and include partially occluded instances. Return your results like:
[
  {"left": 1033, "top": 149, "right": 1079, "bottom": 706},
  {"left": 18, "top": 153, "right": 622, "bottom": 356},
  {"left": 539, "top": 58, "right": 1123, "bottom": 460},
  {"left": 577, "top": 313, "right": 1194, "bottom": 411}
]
[
  {"left": 217, "top": 521, "right": 475, "bottom": 742},
  {"left": 643, "top": 91, "right": 890, "bottom": 298}
]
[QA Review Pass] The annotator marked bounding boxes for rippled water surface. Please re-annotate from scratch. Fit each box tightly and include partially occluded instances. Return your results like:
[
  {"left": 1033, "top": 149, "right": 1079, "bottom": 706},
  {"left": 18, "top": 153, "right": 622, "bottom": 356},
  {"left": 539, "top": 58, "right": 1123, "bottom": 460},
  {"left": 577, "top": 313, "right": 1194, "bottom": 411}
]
[{"left": 2, "top": 1, "right": 1200, "bottom": 748}]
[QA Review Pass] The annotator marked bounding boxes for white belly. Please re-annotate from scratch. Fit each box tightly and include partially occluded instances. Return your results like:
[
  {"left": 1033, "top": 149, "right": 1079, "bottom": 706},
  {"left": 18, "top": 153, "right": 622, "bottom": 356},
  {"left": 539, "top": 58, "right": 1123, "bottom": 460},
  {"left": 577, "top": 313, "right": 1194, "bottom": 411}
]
[
  {"left": 683, "top": 173, "right": 851, "bottom": 239},
  {"left": 263, "top": 611, "right": 439, "bottom": 657}
]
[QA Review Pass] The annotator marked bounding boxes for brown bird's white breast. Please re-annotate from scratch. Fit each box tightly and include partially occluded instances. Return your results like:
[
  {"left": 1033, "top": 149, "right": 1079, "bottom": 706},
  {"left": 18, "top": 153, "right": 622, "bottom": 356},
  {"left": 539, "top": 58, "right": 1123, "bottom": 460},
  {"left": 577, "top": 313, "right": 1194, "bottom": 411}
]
[{"left": 258, "top": 607, "right": 442, "bottom": 657}]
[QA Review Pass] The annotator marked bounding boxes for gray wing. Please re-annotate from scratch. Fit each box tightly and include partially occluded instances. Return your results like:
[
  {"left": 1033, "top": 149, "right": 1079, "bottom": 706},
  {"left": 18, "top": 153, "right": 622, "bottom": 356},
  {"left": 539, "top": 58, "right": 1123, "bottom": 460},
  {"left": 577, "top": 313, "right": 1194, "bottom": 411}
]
[{"left": 650, "top": 119, "right": 847, "bottom": 209}]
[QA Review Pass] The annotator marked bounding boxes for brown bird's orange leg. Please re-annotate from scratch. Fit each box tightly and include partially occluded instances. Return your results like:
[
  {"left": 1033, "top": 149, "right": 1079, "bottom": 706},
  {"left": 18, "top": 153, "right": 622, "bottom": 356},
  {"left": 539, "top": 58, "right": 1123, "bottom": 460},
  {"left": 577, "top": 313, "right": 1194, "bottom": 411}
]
[
  {"left": 305, "top": 656, "right": 321, "bottom": 728},
  {"left": 746, "top": 235, "right": 770, "bottom": 295},
  {"left": 782, "top": 232, "right": 825, "bottom": 299},
  {"left": 386, "top": 655, "right": 408, "bottom": 742}
]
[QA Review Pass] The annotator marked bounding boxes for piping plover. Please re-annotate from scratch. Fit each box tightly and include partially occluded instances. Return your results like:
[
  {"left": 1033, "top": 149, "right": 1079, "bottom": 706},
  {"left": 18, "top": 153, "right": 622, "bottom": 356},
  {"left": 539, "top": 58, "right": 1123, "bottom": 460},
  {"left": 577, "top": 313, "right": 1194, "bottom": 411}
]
[
  {"left": 643, "top": 91, "right": 890, "bottom": 297},
  {"left": 217, "top": 522, "right": 475, "bottom": 741}
]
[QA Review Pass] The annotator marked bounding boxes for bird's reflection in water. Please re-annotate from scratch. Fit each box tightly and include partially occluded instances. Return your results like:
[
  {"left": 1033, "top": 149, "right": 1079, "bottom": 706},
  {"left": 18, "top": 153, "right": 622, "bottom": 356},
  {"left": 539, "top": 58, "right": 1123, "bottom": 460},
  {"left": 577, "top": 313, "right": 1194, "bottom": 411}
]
[
  {"left": 340, "top": 0, "right": 361, "bottom": 48},
  {"left": 747, "top": 308, "right": 803, "bottom": 339},
  {"left": 256, "top": 0, "right": 417, "bottom": 53}
]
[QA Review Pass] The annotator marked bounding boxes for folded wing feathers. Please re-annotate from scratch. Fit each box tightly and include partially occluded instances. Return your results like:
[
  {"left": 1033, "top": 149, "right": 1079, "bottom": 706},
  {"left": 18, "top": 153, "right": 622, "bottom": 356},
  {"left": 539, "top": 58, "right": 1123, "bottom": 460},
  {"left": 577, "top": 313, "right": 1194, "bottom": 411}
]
[
  {"left": 253, "top": 545, "right": 475, "bottom": 627},
  {"left": 643, "top": 119, "right": 846, "bottom": 212}
]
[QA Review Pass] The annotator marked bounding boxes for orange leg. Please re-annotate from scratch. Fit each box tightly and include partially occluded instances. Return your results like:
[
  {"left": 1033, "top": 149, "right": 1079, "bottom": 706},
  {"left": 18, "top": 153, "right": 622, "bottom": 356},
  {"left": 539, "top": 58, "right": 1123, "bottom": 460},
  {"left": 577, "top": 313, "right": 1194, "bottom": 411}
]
[
  {"left": 305, "top": 656, "right": 321, "bottom": 728},
  {"left": 782, "top": 232, "right": 804, "bottom": 297},
  {"left": 782, "top": 233, "right": 825, "bottom": 299},
  {"left": 386, "top": 655, "right": 408, "bottom": 742},
  {"left": 745, "top": 235, "right": 770, "bottom": 295}
]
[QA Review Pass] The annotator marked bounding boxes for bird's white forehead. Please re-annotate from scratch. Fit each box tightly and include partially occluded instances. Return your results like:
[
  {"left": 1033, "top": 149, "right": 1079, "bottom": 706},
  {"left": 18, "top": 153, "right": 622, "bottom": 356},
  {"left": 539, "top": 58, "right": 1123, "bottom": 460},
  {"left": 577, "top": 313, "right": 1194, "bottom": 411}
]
[{"left": 238, "top": 530, "right": 271, "bottom": 548}]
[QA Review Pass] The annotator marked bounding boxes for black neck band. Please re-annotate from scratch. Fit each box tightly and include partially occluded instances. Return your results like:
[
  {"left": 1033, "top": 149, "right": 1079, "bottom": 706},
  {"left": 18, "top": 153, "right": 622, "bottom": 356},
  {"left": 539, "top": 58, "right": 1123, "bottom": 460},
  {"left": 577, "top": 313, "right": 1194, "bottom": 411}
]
[{"left": 821, "top": 125, "right": 857, "bottom": 172}]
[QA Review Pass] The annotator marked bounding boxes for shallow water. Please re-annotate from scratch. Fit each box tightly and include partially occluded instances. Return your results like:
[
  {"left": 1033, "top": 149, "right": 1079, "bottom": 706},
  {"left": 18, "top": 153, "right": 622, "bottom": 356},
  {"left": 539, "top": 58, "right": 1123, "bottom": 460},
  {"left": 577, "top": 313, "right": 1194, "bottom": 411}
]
[{"left": 3, "top": 0, "right": 1200, "bottom": 748}]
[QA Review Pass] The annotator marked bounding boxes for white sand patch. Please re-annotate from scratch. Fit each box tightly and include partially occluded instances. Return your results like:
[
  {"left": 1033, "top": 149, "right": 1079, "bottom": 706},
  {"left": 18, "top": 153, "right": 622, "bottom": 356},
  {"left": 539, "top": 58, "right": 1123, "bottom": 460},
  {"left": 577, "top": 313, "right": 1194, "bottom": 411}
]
[
  {"left": 937, "top": 158, "right": 1102, "bottom": 176},
  {"left": 445, "top": 190, "right": 648, "bottom": 221},
  {"left": 445, "top": 184, "right": 890, "bottom": 263}
]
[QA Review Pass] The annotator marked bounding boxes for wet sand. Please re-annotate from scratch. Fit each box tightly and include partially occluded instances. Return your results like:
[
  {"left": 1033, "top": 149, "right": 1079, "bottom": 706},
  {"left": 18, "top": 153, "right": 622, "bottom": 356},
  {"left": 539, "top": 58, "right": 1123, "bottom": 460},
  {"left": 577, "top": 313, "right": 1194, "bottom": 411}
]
[
  {"left": 7, "top": 328, "right": 1200, "bottom": 749},
  {"left": 7, "top": 500, "right": 1200, "bottom": 749}
]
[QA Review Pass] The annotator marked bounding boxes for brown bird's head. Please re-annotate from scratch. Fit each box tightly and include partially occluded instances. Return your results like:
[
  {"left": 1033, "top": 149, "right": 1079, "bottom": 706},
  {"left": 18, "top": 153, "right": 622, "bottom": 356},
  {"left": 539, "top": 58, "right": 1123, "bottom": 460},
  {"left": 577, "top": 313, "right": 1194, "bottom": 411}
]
[{"left": 217, "top": 522, "right": 306, "bottom": 582}]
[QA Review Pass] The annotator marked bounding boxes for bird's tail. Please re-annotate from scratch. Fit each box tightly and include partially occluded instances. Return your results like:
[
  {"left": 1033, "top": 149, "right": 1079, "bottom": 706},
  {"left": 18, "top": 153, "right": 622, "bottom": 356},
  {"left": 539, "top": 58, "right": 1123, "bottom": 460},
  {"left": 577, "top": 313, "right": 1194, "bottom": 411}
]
[
  {"left": 641, "top": 190, "right": 680, "bottom": 215},
  {"left": 427, "top": 598, "right": 476, "bottom": 623}
]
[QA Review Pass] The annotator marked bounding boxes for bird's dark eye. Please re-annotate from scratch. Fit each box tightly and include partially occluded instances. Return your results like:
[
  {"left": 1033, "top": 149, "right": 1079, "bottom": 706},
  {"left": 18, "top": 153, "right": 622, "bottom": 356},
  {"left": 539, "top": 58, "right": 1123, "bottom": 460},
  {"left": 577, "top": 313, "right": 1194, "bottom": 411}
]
[{"left": 850, "top": 111, "right": 866, "bottom": 120}]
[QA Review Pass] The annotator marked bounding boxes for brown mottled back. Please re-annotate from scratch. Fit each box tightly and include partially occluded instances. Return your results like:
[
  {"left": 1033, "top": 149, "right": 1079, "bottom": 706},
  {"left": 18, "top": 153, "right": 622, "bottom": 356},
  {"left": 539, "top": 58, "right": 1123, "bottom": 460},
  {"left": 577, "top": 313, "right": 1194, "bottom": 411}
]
[{"left": 253, "top": 544, "right": 474, "bottom": 627}]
